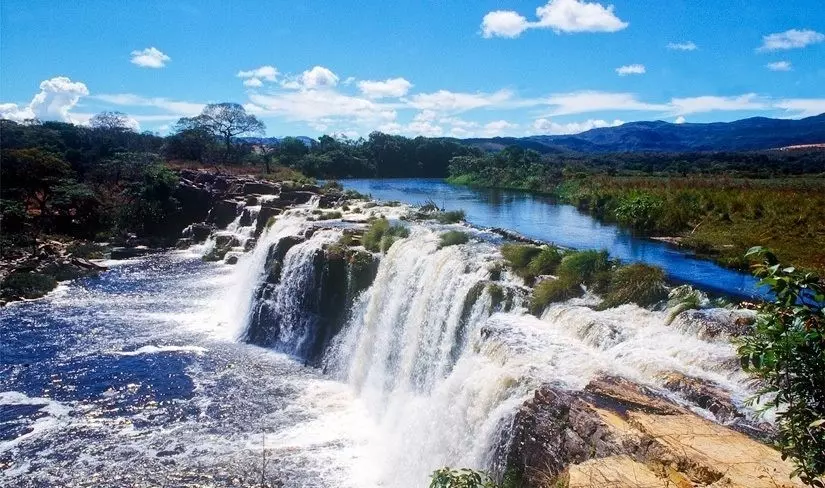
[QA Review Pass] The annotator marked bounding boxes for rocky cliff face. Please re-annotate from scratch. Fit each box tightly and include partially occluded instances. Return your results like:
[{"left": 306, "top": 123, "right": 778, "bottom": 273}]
[{"left": 494, "top": 375, "right": 800, "bottom": 488}]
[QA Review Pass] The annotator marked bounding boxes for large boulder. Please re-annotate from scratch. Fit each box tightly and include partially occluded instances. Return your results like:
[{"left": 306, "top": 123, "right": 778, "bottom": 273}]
[
  {"left": 175, "top": 182, "right": 212, "bottom": 224},
  {"left": 669, "top": 308, "right": 756, "bottom": 339},
  {"left": 243, "top": 181, "right": 279, "bottom": 195},
  {"left": 493, "top": 375, "right": 804, "bottom": 488},
  {"left": 280, "top": 191, "right": 317, "bottom": 205},
  {"left": 182, "top": 223, "right": 213, "bottom": 243},
  {"left": 208, "top": 200, "right": 239, "bottom": 228}
]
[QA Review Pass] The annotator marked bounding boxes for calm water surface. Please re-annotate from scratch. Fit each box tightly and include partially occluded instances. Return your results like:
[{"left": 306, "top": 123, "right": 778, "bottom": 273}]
[{"left": 341, "top": 178, "right": 762, "bottom": 297}]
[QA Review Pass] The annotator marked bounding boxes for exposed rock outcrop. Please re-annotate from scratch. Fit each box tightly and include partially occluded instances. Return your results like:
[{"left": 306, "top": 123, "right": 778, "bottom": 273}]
[{"left": 494, "top": 375, "right": 804, "bottom": 488}]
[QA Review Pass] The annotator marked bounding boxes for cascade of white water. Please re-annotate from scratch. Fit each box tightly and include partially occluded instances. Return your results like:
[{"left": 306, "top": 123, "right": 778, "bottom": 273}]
[
  {"left": 247, "top": 228, "right": 342, "bottom": 355},
  {"left": 319, "top": 222, "right": 759, "bottom": 487},
  {"left": 214, "top": 206, "right": 314, "bottom": 340}
]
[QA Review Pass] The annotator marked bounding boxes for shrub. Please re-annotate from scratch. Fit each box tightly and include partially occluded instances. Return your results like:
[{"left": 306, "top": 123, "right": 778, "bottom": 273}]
[
  {"left": 487, "top": 283, "right": 505, "bottom": 309},
  {"left": 501, "top": 244, "right": 542, "bottom": 272},
  {"left": 316, "top": 211, "right": 342, "bottom": 220},
  {"left": 1, "top": 272, "right": 58, "bottom": 300},
  {"left": 429, "top": 468, "right": 498, "bottom": 488},
  {"left": 556, "top": 250, "right": 611, "bottom": 285},
  {"left": 439, "top": 230, "right": 470, "bottom": 249},
  {"left": 738, "top": 247, "right": 825, "bottom": 486},
  {"left": 527, "top": 246, "right": 564, "bottom": 277},
  {"left": 530, "top": 276, "right": 583, "bottom": 315},
  {"left": 614, "top": 192, "right": 664, "bottom": 231},
  {"left": 599, "top": 263, "right": 667, "bottom": 309},
  {"left": 67, "top": 242, "right": 106, "bottom": 259},
  {"left": 362, "top": 218, "right": 409, "bottom": 252},
  {"left": 436, "top": 210, "right": 466, "bottom": 224}
]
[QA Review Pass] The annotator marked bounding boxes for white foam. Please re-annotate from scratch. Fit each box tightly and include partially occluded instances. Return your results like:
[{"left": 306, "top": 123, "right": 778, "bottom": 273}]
[{"left": 112, "top": 345, "right": 208, "bottom": 356}]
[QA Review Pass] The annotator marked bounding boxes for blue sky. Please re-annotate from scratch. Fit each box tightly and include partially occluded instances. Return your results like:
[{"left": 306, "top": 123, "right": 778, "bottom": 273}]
[{"left": 1, "top": 0, "right": 824, "bottom": 138}]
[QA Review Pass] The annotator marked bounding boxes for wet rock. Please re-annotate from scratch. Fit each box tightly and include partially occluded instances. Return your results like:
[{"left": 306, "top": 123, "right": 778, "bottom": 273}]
[
  {"left": 110, "top": 247, "right": 158, "bottom": 260},
  {"left": 280, "top": 191, "right": 316, "bottom": 205},
  {"left": 245, "top": 195, "right": 259, "bottom": 206},
  {"left": 659, "top": 371, "right": 742, "bottom": 423},
  {"left": 669, "top": 308, "right": 756, "bottom": 339},
  {"left": 264, "top": 236, "right": 305, "bottom": 283},
  {"left": 256, "top": 207, "right": 282, "bottom": 235},
  {"left": 224, "top": 255, "right": 239, "bottom": 265},
  {"left": 214, "top": 234, "right": 240, "bottom": 249},
  {"left": 242, "top": 181, "right": 279, "bottom": 195},
  {"left": 239, "top": 208, "right": 253, "bottom": 227},
  {"left": 212, "top": 176, "right": 230, "bottom": 192},
  {"left": 194, "top": 172, "right": 216, "bottom": 185},
  {"left": 182, "top": 223, "right": 213, "bottom": 243},
  {"left": 208, "top": 200, "right": 239, "bottom": 228},
  {"left": 174, "top": 182, "right": 212, "bottom": 224},
  {"left": 244, "top": 238, "right": 257, "bottom": 252},
  {"left": 176, "top": 238, "right": 193, "bottom": 250}
]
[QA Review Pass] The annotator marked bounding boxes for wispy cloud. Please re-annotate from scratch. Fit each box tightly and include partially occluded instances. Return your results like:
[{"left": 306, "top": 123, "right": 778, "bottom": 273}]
[
  {"left": 616, "top": 64, "right": 646, "bottom": 76},
  {"left": 757, "top": 29, "right": 824, "bottom": 52},
  {"left": 766, "top": 61, "right": 792, "bottom": 71},
  {"left": 666, "top": 41, "right": 697, "bottom": 51}
]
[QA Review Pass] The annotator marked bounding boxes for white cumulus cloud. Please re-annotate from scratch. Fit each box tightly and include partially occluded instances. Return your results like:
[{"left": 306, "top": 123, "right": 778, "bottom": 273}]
[
  {"left": 674, "top": 116, "right": 686, "bottom": 124},
  {"left": 300, "top": 66, "right": 340, "bottom": 89},
  {"left": 766, "top": 61, "right": 792, "bottom": 72},
  {"left": 130, "top": 47, "right": 171, "bottom": 68},
  {"left": 667, "top": 41, "right": 697, "bottom": 51},
  {"left": 542, "top": 90, "right": 667, "bottom": 116},
  {"left": 482, "top": 0, "right": 628, "bottom": 38},
  {"left": 757, "top": 29, "right": 824, "bottom": 52},
  {"left": 481, "top": 11, "right": 530, "bottom": 38},
  {"left": 237, "top": 65, "right": 279, "bottom": 86},
  {"left": 616, "top": 64, "right": 646, "bottom": 76},
  {"left": 357, "top": 77, "right": 413, "bottom": 98},
  {"left": 531, "top": 117, "right": 623, "bottom": 135},
  {"left": 0, "top": 76, "right": 89, "bottom": 123}
]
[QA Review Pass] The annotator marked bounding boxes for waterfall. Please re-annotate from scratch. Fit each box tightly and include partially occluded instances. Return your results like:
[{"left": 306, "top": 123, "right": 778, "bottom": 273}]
[
  {"left": 245, "top": 229, "right": 342, "bottom": 357},
  {"left": 229, "top": 205, "right": 758, "bottom": 487}
]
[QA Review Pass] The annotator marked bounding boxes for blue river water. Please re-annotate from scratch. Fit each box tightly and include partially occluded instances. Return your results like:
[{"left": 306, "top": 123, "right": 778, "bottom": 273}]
[{"left": 340, "top": 178, "right": 762, "bottom": 298}]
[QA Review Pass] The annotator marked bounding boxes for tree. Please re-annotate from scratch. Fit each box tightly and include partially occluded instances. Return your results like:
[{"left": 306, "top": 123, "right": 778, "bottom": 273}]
[
  {"left": 90, "top": 111, "right": 134, "bottom": 132},
  {"left": 739, "top": 247, "right": 825, "bottom": 487},
  {"left": 188, "top": 103, "right": 265, "bottom": 162}
]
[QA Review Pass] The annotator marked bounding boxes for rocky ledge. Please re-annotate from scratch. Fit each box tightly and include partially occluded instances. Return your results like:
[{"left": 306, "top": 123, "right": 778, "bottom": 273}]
[{"left": 495, "top": 375, "right": 801, "bottom": 488}]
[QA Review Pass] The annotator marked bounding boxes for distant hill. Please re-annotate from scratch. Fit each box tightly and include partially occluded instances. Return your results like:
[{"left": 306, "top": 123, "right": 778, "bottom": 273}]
[{"left": 460, "top": 113, "right": 825, "bottom": 153}]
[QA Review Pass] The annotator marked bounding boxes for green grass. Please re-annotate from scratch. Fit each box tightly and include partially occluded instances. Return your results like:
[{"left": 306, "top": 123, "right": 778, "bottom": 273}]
[
  {"left": 530, "top": 276, "right": 583, "bottom": 314},
  {"left": 438, "top": 230, "right": 470, "bottom": 249},
  {"left": 362, "top": 218, "right": 410, "bottom": 252},
  {"left": 598, "top": 263, "right": 667, "bottom": 309}
]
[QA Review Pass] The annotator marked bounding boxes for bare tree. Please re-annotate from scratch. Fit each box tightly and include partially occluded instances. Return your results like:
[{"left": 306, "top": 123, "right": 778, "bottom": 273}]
[
  {"left": 193, "top": 103, "right": 265, "bottom": 162},
  {"left": 90, "top": 111, "right": 134, "bottom": 131}
]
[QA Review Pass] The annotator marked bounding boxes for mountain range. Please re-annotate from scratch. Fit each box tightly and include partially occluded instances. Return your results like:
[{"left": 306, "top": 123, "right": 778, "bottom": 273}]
[
  {"left": 459, "top": 113, "right": 825, "bottom": 153},
  {"left": 246, "top": 113, "right": 825, "bottom": 154}
]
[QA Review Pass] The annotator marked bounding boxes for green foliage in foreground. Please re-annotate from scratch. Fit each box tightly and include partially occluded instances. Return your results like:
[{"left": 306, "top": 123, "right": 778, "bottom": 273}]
[
  {"left": 530, "top": 276, "right": 584, "bottom": 314},
  {"left": 429, "top": 468, "right": 498, "bottom": 488},
  {"left": 438, "top": 231, "right": 470, "bottom": 249},
  {"left": 738, "top": 247, "right": 825, "bottom": 487},
  {"left": 362, "top": 218, "right": 410, "bottom": 253}
]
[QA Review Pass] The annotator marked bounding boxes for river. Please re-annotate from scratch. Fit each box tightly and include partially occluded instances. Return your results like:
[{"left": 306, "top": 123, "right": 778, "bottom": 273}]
[
  {"left": 339, "top": 179, "right": 761, "bottom": 297},
  {"left": 1, "top": 187, "right": 763, "bottom": 487}
]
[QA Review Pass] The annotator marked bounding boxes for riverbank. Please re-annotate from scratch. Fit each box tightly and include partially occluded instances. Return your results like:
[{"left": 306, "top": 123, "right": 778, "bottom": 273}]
[{"left": 446, "top": 174, "right": 825, "bottom": 275}]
